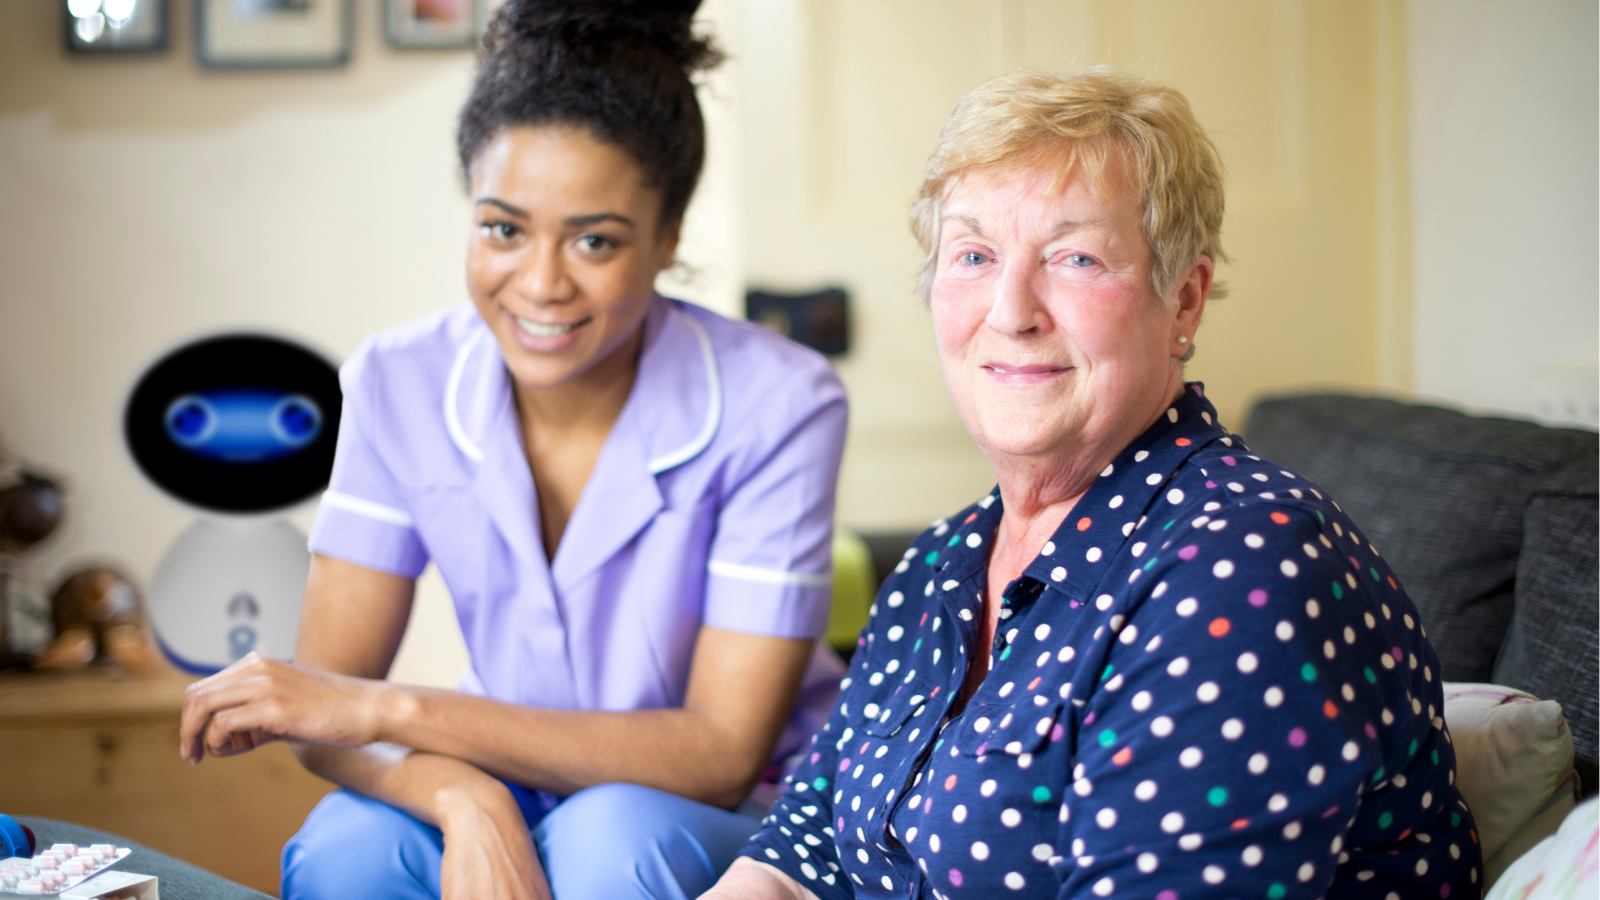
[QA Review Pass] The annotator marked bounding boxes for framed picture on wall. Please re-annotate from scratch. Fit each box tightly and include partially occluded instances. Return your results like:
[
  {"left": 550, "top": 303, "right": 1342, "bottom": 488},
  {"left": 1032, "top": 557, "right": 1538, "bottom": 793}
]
[
  {"left": 385, "top": 0, "right": 480, "bottom": 50},
  {"left": 63, "top": 0, "right": 169, "bottom": 53},
  {"left": 196, "top": 0, "right": 352, "bottom": 68}
]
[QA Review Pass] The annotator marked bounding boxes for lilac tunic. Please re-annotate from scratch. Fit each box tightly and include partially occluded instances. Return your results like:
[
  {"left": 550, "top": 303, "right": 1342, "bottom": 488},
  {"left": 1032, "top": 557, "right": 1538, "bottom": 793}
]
[{"left": 308, "top": 295, "right": 849, "bottom": 760}]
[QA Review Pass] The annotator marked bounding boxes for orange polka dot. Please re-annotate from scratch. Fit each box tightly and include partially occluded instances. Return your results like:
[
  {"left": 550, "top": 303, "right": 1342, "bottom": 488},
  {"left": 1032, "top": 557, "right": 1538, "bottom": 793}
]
[
  {"left": 945, "top": 774, "right": 958, "bottom": 790},
  {"left": 1027, "top": 677, "right": 1042, "bottom": 691},
  {"left": 1077, "top": 517, "right": 1092, "bottom": 531},
  {"left": 1112, "top": 747, "right": 1133, "bottom": 766},
  {"left": 1208, "top": 617, "right": 1232, "bottom": 638},
  {"left": 1175, "top": 437, "right": 1192, "bottom": 446},
  {"left": 964, "top": 513, "right": 977, "bottom": 524},
  {"left": 1270, "top": 512, "right": 1291, "bottom": 525},
  {"left": 1231, "top": 818, "right": 1250, "bottom": 830},
  {"left": 1388, "top": 576, "right": 1398, "bottom": 590},
  {"left": 1323, "top": 699, "right": 1339, "bottom": 718},
  {"left": 1398, "top": 829, "right": 1412, "bottom": 842},
  {"left": 1471, "top": 829, "right": 1478, "bottom": 844}
]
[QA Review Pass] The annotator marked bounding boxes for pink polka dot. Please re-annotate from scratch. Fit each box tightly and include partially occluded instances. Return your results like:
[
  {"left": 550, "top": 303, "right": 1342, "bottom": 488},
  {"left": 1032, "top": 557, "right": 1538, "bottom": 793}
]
[
  {"left": 1440, "top": 883, "right": 1450, "bottom": 897},
  {"left": 1070, "top": 599, "right": 1081, "bottom": 608},
  {"left": 1222, "top": 456, "right": 1237, "bottom": 466},
  {"left": 1365, "top": 723, "right": 1378, "bottom": 739},
  {"left": 1248, "top": 589, "right": 1269, "bottom": 607},
  {"left": 1052, "top": 723, "right": 1066, "bottom": 741},
  {"left": 1289, "top": 727, "right": 1307, "bottom": 747},
  {"left": 949, "top": 869, "right": 963, "bottom": 887},
  {"left": 1157, "top": 891, "right": 1179, "bottom": 900},
  {"left": 1085, "top": 711, "right": 1097, "bottom": 726},
  {"left": 1179, "top": 545, "right": 1200, "bottom": 560},
  {"left": 839, "top": 758, "right": 851, "bottom": 772},
  {"left": 1206, "top": 480, "right": 1218, "bottom": 488},
  {"left": 1322, "top": 805, "right": 1342, "bottom": 819},
  {"left": 1392, "top": 647, "right": 1404, "bottom": 661},
  {"left": 837, "top": 816, "right": 844, "bottom": 829}
]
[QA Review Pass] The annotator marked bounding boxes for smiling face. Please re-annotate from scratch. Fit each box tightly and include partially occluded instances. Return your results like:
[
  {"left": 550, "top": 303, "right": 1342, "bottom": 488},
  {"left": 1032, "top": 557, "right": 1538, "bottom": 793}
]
[
  {"left": 930, "top": 149, "right": 1211, "bottom": 479},
  {"left": 466, "top": 126, "right": 679, "bottom": 392}
]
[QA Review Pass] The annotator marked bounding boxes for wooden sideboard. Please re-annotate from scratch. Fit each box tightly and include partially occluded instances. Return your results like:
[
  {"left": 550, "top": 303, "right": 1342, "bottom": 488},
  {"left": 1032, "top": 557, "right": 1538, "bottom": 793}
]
[{"left": 0, "top": 665, "right": 337, "bottom": 896}]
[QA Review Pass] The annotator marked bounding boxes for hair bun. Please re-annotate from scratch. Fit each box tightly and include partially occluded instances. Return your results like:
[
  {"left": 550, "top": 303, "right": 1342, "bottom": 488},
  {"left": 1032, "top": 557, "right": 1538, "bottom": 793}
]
[{"left": 492, "top": 0, "right": 721, "bottom": 73}]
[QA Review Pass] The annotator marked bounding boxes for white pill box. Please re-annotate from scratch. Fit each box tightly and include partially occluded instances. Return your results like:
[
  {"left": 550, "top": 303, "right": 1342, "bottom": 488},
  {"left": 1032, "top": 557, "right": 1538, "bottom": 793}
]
[{"left": 0, "top": 846, "right": 135, "bottom": 896}]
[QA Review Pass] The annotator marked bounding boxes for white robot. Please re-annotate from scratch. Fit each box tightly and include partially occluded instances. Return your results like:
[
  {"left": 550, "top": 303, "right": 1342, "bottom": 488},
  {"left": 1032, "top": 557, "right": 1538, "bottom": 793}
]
[{"left": 124, "top": 334, "right": 340, "bottom": 674}]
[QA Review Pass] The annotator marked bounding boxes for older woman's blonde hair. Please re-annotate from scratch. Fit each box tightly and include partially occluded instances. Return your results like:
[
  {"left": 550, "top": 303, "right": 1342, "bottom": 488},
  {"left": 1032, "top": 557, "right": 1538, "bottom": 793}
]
[{"left": 911, "top": 67, "right": 1229, "bottom": 307}]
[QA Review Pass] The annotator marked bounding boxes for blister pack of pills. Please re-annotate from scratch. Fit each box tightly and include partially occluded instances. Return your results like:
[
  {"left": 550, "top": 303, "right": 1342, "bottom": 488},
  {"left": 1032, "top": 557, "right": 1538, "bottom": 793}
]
[{"left": 0, "top": 845, "right": 131, "bottom": 895}]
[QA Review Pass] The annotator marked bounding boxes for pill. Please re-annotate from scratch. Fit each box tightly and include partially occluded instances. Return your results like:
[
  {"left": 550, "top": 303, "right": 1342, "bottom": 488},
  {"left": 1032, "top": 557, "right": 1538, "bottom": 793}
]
[
  {"left": 64, "top": 861, "right": 89, "bottom": 876},
  {"left": 76, "top": 854, "right": 99, "bottom": 866},
  {"left": 50, "top": 844, "right": 77, "bottom": 856},
  {"left": 91, "top": 844, "right": 117, "bottom": 856},
  {"left": 18, "top": 878, "right": 44, "bottom": 893},
  {"left": 31, "top": 856, "right": 58, "bottom": 869},
  {"left": 0, "top": 872, "right": 16, "bottom": 887}
]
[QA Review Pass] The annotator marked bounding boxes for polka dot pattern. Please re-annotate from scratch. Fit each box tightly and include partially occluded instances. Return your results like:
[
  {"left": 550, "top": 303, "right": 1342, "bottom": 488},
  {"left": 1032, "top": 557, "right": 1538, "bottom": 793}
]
[{"left": 740, "top": 384, "right": 1478, "bottom": 900}]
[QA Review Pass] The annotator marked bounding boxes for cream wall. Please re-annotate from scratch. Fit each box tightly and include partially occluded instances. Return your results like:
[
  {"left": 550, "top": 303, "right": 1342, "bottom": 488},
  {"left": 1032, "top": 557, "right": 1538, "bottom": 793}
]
[
  {"left": 742, "top": 0, "right": 1412, "bottom": 531},
  {"left": 1407, "top": 0, "right": 1599, "bottom": 428}
]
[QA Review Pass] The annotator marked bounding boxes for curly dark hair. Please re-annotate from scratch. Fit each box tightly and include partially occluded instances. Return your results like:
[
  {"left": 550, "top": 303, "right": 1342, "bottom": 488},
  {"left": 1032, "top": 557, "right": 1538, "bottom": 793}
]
[{"left": 457, "top": 0, "right": 723, "bottom": 229}]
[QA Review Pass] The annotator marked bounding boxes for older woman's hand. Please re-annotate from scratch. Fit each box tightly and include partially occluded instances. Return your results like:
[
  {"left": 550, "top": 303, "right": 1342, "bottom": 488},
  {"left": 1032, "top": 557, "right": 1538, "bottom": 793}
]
[{"left": 178, "top": 651, "right": 396, "bottom": 762}]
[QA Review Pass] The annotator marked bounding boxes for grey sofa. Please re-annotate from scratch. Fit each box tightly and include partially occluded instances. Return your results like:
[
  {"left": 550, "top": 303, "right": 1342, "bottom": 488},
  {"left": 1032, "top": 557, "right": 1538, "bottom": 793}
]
[{"left": 1244, "top": 394, "right": 1599, "bottom": 796}]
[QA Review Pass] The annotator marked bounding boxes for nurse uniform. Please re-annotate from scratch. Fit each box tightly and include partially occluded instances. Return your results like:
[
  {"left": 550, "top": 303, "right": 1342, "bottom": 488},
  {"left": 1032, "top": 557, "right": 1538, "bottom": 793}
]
[{"left": 281, "top": 295, "right": 849, "bottom": 900}]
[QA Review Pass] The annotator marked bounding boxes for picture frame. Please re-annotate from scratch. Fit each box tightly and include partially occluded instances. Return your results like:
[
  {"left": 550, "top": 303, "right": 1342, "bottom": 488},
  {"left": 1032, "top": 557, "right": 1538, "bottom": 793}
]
[
  {"left": 385, "top": 0, "right": 481, "bottom": 50},
  {"left": 64, "top": 0, "right": 169, "bottom": 54},
  {"left": 196, "top": 0, "right": 352, "bottom": 68}
]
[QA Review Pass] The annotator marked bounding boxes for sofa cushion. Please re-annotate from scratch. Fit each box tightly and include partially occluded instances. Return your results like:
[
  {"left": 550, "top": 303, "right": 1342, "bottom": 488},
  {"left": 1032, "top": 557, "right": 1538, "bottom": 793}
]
[
  {"left": 1244, "top": 395, "right": 1596, "bottom": 683},
  {"left": 1483, "top": 796, "right": 1597, "bottom": 900},
  {"left": 1494, "top": 490, "right": 1600, "bottom": 797}
]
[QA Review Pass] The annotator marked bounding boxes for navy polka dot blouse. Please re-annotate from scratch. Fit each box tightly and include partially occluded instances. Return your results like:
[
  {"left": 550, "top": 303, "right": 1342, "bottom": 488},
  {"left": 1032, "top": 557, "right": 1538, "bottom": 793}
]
[{"left": 740, "top": 384, "right": 1481, "bottom": 899}]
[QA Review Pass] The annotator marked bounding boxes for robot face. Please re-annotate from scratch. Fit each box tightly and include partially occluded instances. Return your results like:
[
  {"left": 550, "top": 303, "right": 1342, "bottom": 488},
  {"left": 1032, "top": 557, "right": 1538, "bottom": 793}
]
[{"left": 126, "top": 334, "right": 341, "bottom": 514}]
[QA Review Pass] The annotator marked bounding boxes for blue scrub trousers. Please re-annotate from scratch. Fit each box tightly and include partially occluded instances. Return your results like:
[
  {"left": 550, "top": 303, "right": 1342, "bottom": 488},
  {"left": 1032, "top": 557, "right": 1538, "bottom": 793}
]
[{"left": 280, "top": 783, "right": 763, "bottom": 900}]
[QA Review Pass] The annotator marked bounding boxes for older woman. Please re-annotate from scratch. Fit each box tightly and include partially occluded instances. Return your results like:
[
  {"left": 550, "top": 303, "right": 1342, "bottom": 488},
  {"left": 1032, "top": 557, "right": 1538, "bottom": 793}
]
[{"left": 707, "top": 68, "right": 1480, "bottom": 900}]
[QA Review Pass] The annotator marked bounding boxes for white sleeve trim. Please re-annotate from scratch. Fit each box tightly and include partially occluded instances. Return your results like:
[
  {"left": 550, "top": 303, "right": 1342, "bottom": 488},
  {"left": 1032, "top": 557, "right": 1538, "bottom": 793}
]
[
  {"left": 708, "top": 559, "right": 832, "bottom": 588},
  {"left": 321, "top": 490, "right": 416, "bottom": 528}
]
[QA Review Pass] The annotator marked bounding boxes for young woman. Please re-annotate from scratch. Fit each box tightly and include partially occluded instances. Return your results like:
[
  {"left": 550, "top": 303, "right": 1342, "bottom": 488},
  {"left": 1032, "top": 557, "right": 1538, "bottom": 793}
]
[{"left": 176, "top": 3, "right": 848, "bottom": 898}]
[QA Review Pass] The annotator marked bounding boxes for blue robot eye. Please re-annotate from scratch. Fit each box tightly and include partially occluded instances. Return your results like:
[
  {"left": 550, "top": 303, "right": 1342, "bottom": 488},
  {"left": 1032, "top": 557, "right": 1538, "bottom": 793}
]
[{"left": 164, "top": 391, "right": 324, "bottom": 462}]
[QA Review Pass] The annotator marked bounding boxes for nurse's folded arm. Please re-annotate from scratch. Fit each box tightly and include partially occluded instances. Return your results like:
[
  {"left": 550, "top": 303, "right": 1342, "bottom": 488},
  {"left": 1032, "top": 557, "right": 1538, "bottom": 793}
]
[{"left": 178, "top": 554, "right": 816, "bottom": 810}]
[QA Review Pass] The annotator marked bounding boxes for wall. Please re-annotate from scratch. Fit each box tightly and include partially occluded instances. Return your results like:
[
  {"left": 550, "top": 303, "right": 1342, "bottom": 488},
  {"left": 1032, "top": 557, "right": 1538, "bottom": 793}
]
[
  {"left": 1408, "top": 0, "right": 1599, "bottom": 427},
  {"left": 0, "top": 0, "right": 742, "bottom": 690},
  {"left": 740, "top": 0, "right": 1413, "bottom": 532}
]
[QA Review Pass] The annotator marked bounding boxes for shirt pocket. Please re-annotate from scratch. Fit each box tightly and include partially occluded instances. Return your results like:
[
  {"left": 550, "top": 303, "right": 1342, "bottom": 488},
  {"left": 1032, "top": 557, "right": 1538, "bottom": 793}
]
[
  {"left": 853, "top": 680, "right": 941, "bottom": 739},
  {"left": 951, "top": 699, "right": 1066, "bottom": 757}
]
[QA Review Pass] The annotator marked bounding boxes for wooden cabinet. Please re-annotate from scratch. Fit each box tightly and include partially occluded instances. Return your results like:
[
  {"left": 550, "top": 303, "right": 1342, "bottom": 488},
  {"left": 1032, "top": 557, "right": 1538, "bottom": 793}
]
[{"left": 0, "top": 667, "right": 336, "bottom": 896}]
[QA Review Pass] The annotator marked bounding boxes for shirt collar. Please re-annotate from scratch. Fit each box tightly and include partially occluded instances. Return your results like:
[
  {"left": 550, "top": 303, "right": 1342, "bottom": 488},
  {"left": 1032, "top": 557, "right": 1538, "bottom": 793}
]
[{"left": 930, "top": 384, "right": 1232, "bottom": 602}]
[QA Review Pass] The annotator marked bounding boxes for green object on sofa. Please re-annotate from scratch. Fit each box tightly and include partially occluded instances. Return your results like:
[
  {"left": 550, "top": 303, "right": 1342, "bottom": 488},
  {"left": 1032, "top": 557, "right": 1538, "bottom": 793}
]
[{"left": 827, "top": 530, "right": 876, "bottom": 653}]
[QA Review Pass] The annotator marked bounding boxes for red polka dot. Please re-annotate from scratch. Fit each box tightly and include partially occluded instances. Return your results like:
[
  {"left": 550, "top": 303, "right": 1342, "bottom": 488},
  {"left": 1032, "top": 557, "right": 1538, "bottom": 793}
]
[
  {"left": 1388, "top": 576, "right": 1398, "bottom": 590},
  {"left": 1231, "top": 818, "right": 1250, "bottom": 830},
  {"left": 1175, "top": 437, "right": 1192, "bottom": 446},
  {"left": 1208, "top": 617, "right": 1231, "bottom": 638},
  {"left": 944, "top": 774, "right": 958, "bottom": 790},
  {"left": 1027, "top": 677, "right": 1042, "bottom": 691},
  {"left": 1270, "top": 512, "right": 1291, "bottom": 525},
  {"left": 964, "top": 513, "right": 977, "bottom": 523},
  {"left": 1398, "top": 829, "right": 1412, "bottom": 841},
  {"left": 1324, "top": 700, "right": 1339, "bottom": 718},
  {"left": 1077, "top": 517, "right": 1092, "bottom": 531},
  {"left": 1113, "top": 747, "right": 1133, "bottom": 766}
]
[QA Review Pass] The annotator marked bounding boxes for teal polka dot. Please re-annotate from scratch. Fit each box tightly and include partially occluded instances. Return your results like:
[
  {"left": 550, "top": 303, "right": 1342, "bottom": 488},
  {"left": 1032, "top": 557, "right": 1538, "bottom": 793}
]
[
  {"left": 1332, "top": 582, "right": 1344, "bottom": 600},
  {"left": 1207, "top": 786, "right": 1228, "bottom": 806},
  {"left": 1378, "top": 811, "right": 1393, "bottom": 828},
  {"left": 1143, "top": 558, "right": 1157, "bottom": 571},
  {"left": 947, "top": 534, "right": 960, "bottom": 547},
  {"left": 1267, "top": 884, "right": 1286, "bottom": 899},
  {"left": 1408, "top": 739, "right": 1418, "bottom": 756},
  {"left": 1450, "top": 813, "right": 1461, "bottom": 827},
  {"left": 1371, "top": 767, "right": 1385, "bottom": 782},
  {"left": 1432, "top": 749, "right": 1440, "bottom": 765},
  {"left": 812, "top": 777, "right": 829, "bottom": 791},
  {"left": 1314, "top": 510, "right": 1325, "bottom": 524},
  {"left": 914, "top": 639, "right": 923, "bottom": 652},
  {"left": 1164, "top": 519, "right": 1176, "bottom": 531},
  {"left": 1364, "top": 667, "right": 1377, "bottom": 683},
  {"left": 1301, "top": 663, "right": 1318, "bottom": 682},
  {"left": 1100, "top": 664, "right": 1115, "bottom": 682},
  {"left": 1000, "top": 646, "right": 1012, "bottom": 661},
  {"left": 1032, "top": 786, "right": 1052, "bottom": 803},
  {"left": 924, "top": 551, "right": 939, "bottom": 565},
  {"left": 1098, "top": 729, "right": 1117, "bottom": 748},
  {"left": 1369, "top": 567, "right": 1380, "bottom": 581}
]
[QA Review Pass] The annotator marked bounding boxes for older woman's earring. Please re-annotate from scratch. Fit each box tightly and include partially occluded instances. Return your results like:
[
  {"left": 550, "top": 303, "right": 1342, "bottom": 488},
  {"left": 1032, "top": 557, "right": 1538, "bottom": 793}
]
[{"left": 1177, "top": 336, "right": 1189, "bottom": 345}]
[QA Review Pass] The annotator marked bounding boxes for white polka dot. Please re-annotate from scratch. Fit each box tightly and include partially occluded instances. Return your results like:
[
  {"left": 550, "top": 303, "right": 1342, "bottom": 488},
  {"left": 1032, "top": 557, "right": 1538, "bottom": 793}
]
[
  {"left": 1123, "top": 522, "right": 1135, "bottom": 536},
  {"left": 980, "top": 779, "right": 997, "bottom": 797},
  {"left": 971, "top": 842, "right": 990, "bottom": 861},
  {"left": 1284, "top": 820, "right": 1302, "bottom": 840},
  {"left": 1228, "top": 482, "right": 1245, "bottom": 492},
  {"left": 1298, "top": 862, "right": 1316, "bottom": 882},
  {"left": 856, "top": 848, "right": 868, "bottom": 863},
  {"left": 1004, "top": 872, "right": 1026, "bottom": 890},
  {"left": 1175, "top": 598, "right": 1198, "bottom": 617},
  {"left": 887, "top": 591, "right": 904, "bottom": 607},
  {"left": 1167, "top": 488, "right": 1185, "bottom": 504},
  {"left": 1237, "top": 652, "right": 1259, "bottom": 673},
  {"left": 1086, "top": 546, "right": 1103, "bottom": 562},
  {"left": 966, "top": 533, "right": 982, "bottom": 548},
  {"left": 942, "top": 580, "right": 959, "bottom": 591},
  {"left": 1167, "top": 657, "right": 1191, "bottom": 676},
  {"left": 800, "top": 862, "right": 817, "bottom": 879},
  {"left": 1213, "top": 559, "right": 1235, "bottom": 578},
  {"left": 1308, "top": 764, "right": 1326, "bottom": 785},
  {"left": 1269, "top": 793, "right": 1289, "bottom": 812},
  {"left": 1074, "top": 778, "right": 1093, "bottom": 797},
  {"left": 1280, "top": 559, "right": 1299, "bottom": 577},
  {"left": 1058, "top": 646, "right": 1075, "bottom": 663},
  {"left": 882, "top": 875, "right": 894, "bottom": 890},
  {"left": 1196, "top": 682, "right": 1220, "bottom": 703},
  {"left": 1248, "top": 752, "right": 1269, "bottom": 774},
  {"left": 1179, "top": 833, "right": 1204, "bottom": 851},
  {"left": 1264, "top": 686, "right": 1285, "bottom": 707},
  {"left": 1415, "top": 859, "right": 1428, "bottom": 876},
  {"left": 886, "top": 626, "right": 904, "bottom": 641},
  {"left": 1102, "top": 464, "right": 1114, "bottom": 477},
  {"left": 1151, "top": 716, "right": 1174, "bottom": 737},
  {"left": 1093, "top": 877, "right": 1115, "bottom": 897},
  {"left": 1135, "top": 779, "right": 1158, "bottom": 800},
  {"left": 1203, "top": 865, "right": 1225, "bottom": 884},
  {"left": 1095, "top": 594, "right": 1114, "bottom": 610},
  {"left": 1135, "top": 450, "right": 1150, "bottom": 462},
  {"left": 1221, "top": 718, "right": 1245, "bottom": 739},
  {"left": 929, "top": 834, "right": 940, "bottom": 852},
  {"left": 1275, "top": 620, "right": 1295, "bottom": 641},
  {"left": 952, "top": 804, "right": 967, "bottom": 823},
  {"left": 1146, "top": 473, "right": 1163, "bottom": 486},
  {"left": 1033, "top": 844, "right": 1053, "bottom": 862},
  {"left": 1161, "top": 811, "right": 1185, "bottom": 833},
  {"left": 1242, "top": 845, "right": 1263, "bottom": 866},
  {"left": 1342, "top": 741, "right": 1360, "bottom": 761},
  {"left": 1050, "top": 566, "right": 1066, "bottom": 582},
  {"left": 1137, "top": 852, "right": 1159, "bottom": 873},
  {"left": 1421, "top": 791, "right": 1433, "bottom": 808},
  {"left": 1096, "top": 807, "right": 1117, "bottom": 829},
  {"left": 1000, "top": 808, "right": 1021, "bottom": 827},
  {"left": 1179, "top": 747, "right": 1204, "bottom": 768},
  {"left": 1109, "top": 495, "right": 1124, "bottom": 509},
  {"left": 1131, "top": 690, "right": 1152, "bottom": 711},
  {"left": 1041, "top": 541, "right": 1056, "bottom": 556},
  {"left": 1034, "top": 623, "right": 1051, "bottom": 641}
]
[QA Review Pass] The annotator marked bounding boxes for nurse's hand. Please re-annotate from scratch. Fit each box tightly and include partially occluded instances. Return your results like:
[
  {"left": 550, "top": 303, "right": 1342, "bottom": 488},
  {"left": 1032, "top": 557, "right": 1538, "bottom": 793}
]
[
  {"left": 437, "top": 779, "right": 551, "bottom": 900},
  {"left": 179, "top": 651, "right": 392, "bottom": 762}
]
